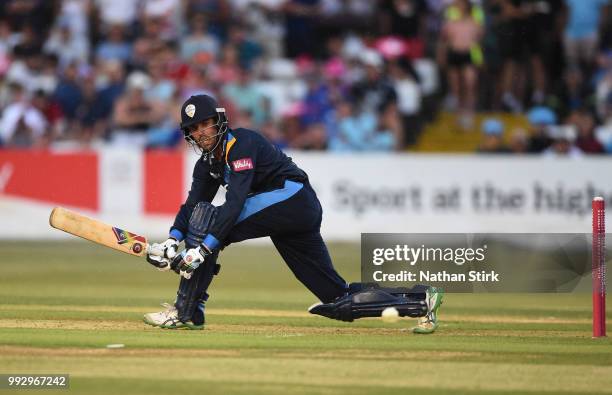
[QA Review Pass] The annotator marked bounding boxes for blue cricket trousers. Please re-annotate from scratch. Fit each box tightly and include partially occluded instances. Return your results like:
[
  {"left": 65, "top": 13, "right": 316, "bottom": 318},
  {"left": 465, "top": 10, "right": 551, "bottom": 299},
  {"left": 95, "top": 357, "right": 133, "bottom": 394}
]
[{"left": 222, "top": 180, "right": 348, "bottom": 303}]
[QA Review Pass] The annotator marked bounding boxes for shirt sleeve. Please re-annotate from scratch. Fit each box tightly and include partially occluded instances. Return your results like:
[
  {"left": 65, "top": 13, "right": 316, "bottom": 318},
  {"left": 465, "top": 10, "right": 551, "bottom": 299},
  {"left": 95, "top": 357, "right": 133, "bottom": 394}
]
[
  {"left": 203, "top": 138, "right": 258, "bottom": 250},
  {"left": 170, "top": 158, "right": 220, "bottom": 241}
]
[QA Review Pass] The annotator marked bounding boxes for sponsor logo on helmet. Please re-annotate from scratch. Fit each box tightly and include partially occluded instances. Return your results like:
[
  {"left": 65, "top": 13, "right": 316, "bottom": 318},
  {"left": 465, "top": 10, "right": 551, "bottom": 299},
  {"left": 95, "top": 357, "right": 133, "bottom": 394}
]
[
  {"left": 185, "top": 104, "right": 196, "bottom": 118},
  {"left": 232, "top": 158, "right": 253, "bottom": 171}
]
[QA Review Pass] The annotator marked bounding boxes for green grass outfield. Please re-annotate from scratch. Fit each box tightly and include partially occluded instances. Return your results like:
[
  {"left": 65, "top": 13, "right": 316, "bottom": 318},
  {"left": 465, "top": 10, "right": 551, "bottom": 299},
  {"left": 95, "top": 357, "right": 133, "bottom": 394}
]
[{"left": 0, "top": 241, "right": 611, "bottom": 395}]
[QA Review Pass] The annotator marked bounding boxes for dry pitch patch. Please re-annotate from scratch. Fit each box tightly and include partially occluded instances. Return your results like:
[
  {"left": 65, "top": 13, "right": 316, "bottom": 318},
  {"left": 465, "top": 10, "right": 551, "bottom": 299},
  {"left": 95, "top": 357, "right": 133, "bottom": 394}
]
[
  {"left": 0, "top": 306, "right": 595, "bottom": 337},
  {"left": 0, "top": 304, "right": 594, "bottom": 323}
]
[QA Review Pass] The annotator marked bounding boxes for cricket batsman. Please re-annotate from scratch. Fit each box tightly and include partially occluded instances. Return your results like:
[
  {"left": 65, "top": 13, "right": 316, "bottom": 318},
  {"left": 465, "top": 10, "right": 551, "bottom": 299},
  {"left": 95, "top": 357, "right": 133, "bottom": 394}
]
[{"left": 143, "top": 94, "right": 443, "bottom": 333}]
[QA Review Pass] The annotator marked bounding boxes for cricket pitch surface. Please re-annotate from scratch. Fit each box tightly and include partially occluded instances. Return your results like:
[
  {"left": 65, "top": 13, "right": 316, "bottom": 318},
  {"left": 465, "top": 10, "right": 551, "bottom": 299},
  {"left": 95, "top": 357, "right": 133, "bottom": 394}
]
[{"left": 1, "top": 241, "right": 611, "bottom": 394}]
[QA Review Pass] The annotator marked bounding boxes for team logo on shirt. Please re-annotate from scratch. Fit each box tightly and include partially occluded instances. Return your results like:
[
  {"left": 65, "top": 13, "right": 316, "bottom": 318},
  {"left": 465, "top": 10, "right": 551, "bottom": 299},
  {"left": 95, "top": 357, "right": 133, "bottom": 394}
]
[
  {"left": 232, "top": 158, "right": 253, "bottom": 171},
  {"left": 185, "top": 104, "right": 196, "bottom": 118}
]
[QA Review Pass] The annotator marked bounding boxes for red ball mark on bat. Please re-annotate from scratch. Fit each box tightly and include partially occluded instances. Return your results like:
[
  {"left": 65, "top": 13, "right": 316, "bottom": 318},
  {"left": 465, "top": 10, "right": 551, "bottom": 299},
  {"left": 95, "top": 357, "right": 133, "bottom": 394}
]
[{"left": 133, "top": 243, "right": 143, "bottom": 254}]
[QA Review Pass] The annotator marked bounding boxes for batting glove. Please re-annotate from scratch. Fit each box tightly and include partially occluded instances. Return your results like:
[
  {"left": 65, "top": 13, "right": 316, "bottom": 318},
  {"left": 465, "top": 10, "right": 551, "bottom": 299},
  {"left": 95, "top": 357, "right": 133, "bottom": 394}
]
[
  {"left": 148, "top": 238, "right": 179, "bottom": 259},
  {"left": 146, "top": 254, "right": 172, "bottom": 272},
  {"left": 178, "top": 245, "right": 210, "bottom": 279},
  {"left": 146, "top": 238, "right": 179, "bottom": 272}
]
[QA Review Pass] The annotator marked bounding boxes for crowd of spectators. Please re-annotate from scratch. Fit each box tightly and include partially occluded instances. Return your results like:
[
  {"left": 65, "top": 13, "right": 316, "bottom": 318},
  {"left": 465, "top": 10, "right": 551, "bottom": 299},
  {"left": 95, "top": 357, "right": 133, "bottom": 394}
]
[{"left": 0, "top": 0, "right": 610, "bottom": 155}]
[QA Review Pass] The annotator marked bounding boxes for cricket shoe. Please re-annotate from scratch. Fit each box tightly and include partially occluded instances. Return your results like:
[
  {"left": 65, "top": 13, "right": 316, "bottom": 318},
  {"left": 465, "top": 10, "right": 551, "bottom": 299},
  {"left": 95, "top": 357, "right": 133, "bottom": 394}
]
[
  {"left": 143, "top": 303, "right": 204, "bottom": 330},
  {"left": 412, "top": 287, "right": 444, "bottom": 334}
]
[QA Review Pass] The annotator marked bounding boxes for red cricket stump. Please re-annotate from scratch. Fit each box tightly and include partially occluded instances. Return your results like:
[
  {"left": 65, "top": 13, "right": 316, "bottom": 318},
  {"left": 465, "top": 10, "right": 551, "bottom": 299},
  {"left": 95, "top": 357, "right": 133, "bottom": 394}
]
[{"left": 592, "top": 197, "right": 606, "bottom": 338}]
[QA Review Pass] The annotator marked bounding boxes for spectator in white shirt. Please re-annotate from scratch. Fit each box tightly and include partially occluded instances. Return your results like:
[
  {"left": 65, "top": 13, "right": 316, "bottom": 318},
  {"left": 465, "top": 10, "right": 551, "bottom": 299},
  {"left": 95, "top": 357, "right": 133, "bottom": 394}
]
[{"left": 0, "top": 82, "right": 48, "bottom": 147}]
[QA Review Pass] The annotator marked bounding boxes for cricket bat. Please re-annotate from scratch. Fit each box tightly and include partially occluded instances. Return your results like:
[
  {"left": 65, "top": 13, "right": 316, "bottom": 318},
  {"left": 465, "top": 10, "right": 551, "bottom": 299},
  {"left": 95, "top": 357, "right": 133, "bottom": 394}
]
[{"left": 49, "top": 207, "right": 149, "bottom": 257}]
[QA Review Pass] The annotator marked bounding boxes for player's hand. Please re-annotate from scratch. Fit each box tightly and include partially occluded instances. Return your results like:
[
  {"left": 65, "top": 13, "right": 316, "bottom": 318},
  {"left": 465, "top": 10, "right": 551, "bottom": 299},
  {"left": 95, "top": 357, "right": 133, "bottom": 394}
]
[
  {"left": 146, "top": 238, "right": 179, "bottom": 272},
  {"left": 146, "top": 254, "right": 172, "bottom": 271},
  {"left": 148, "top": 238, "right": 179, "bottom": 259},
  {"left": 178, "top": 246, "right": 210, "bottom": 279}
]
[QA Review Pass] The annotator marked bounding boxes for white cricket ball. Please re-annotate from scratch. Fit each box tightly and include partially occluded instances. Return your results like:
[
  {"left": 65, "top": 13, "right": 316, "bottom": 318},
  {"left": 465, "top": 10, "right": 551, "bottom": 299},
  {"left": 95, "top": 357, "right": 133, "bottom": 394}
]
[{"left": 381, "top": 307, "right": 399, "bottom": 323}]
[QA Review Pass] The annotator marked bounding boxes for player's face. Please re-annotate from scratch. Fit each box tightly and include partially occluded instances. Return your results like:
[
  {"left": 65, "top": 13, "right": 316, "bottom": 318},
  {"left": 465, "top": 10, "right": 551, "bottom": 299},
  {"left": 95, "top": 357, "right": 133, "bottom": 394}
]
[{"left": 188, "top": 118, "right": 218, "bottom": 151}]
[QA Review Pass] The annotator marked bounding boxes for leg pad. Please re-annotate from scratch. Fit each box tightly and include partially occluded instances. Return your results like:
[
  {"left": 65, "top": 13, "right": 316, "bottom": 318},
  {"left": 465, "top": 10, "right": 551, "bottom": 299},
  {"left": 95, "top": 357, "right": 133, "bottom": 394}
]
[{"left": 309, "top": 284, "right": 428, "bottom": 322}]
